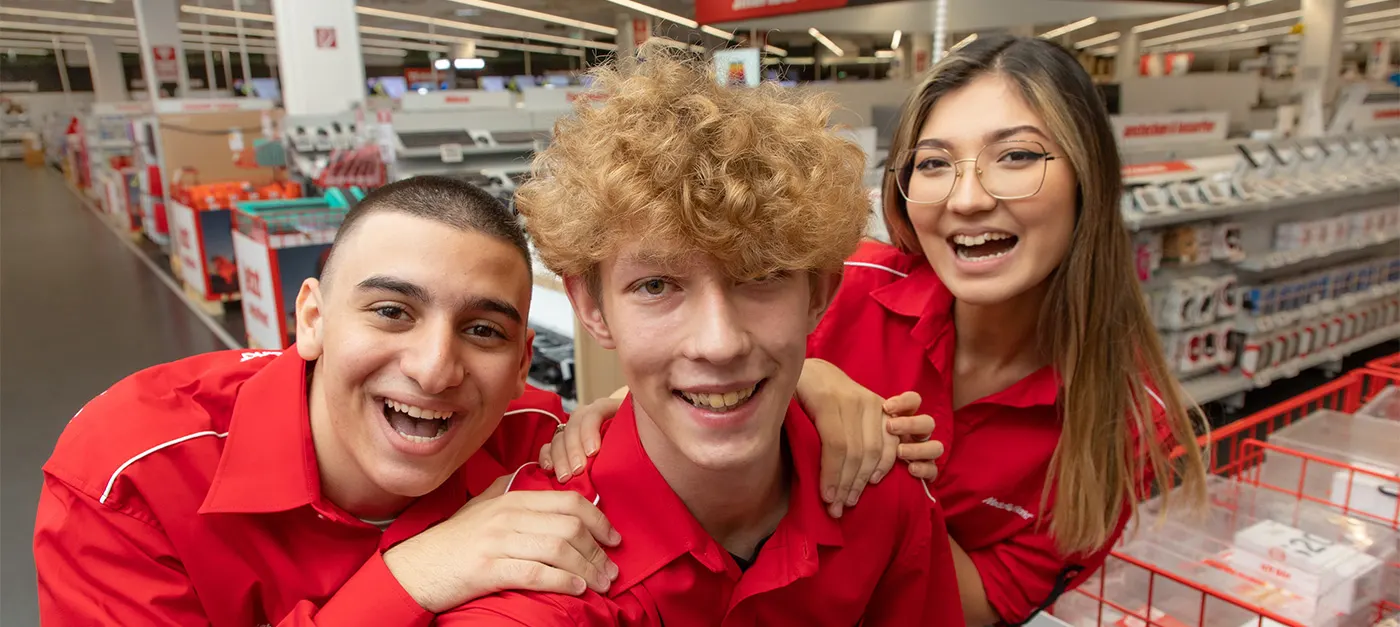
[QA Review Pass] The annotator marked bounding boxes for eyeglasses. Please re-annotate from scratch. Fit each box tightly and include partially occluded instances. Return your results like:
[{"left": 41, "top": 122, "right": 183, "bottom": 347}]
[{"left": 890, "top": 140, "right": 1058, "bottom": 204}]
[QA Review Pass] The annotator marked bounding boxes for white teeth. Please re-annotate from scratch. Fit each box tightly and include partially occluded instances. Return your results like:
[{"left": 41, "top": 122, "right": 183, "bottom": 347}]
[
  {"left": 952, "top": 232, "right": 1012, "bottom": 246},
  {"left": 385, "top": 400, "right": 454, "bottom": 420},
  {"left": 398, "top": 423, "right": 450, "bottom": 443},
  {"left": 955, "top": 247, "right": 1014, "bottom": 262},
  {"left": 680, "top": 385, "right": 758, "bottom": 412}
]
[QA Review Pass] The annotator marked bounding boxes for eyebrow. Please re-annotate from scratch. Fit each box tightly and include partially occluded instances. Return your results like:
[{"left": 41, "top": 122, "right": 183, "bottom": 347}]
[
  {"left": 913, "top": 125, "right": 1049, "bottom": 151},
  {"left": 356, "top": 275, "right": 524, "bottom": 324}
]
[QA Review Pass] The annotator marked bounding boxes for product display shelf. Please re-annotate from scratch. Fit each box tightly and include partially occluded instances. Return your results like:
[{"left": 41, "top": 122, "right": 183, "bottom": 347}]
[
  {"left": 1181, "top": 323, "right": 1400, "bottom": 405},
  {"left": 1237, "top": 235, "right": 1400, "bottom": 275},
  {"left": 1055, "top": 368, "right": 1400, "bottom": 627},
  {"left": 1126, "top": 181, "right": 1400, "bottom": 232},
  {"left": 1, "top": 113, "right": 35, "bottom": 159}
]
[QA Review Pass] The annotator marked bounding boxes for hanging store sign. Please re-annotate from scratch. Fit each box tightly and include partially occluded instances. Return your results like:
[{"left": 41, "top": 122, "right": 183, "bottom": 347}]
[
  {"left": 152, "top": 45, "right": 180, "bottom": 83},
  {"left": 1111, "top": 112, "right": 1229, "bottom": 148},
  {"left": 695, "top": 0, "right": 900, "bottom": 25}
]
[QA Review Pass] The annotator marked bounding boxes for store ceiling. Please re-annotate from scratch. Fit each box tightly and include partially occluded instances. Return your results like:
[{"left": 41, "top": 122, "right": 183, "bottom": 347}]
[{"left": 1, "top": 0, "right": 1396, "bottom": 60}]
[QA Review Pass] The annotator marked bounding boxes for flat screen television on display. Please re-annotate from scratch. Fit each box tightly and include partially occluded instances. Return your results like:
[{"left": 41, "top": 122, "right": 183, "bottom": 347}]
[
  {"left": 251, "top": 78, "right": 281, "bottom": 101},
  {"left": 513, "top": 75, "right": 539, "bottom": 90},
  {"left": 544, "top": 75, "right": 571, "bottom": 88},
  {"left": 479, "top": 76, "right": 507, "bottom": 92},
  {"left": 368, "top": 76, "right": 408, "bottom": 99}
]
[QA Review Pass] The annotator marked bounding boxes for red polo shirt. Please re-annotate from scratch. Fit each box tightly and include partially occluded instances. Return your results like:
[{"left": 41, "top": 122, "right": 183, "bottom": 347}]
[
  {"left": 35, "top": 349, "right": 565, "bottom": 627},
  {"left": 809, "top": 241, "right": 1161, "bottom": 626},
  {"left": 437, "top": 396, "right": 965, "bottom": 627}
]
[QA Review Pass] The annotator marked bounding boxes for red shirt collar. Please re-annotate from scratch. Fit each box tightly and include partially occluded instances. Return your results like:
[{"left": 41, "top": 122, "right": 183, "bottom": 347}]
[
  {"left": 199, "top": 350, "right": 474, "bottom": 540},
  {"left": 588, "top": 396, "right": 844, "bottom": 596},
  {"left": 869, "top": 257, "right": 1060, "bottom": 409}
]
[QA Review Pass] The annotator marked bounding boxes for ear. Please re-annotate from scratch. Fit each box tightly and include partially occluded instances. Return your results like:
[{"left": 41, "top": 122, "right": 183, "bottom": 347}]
[
  {"left": 806, "top": 271, "right": 843, "bottom": 333},
  {"left": 513, "top": 326, "right": 535, "bottom": 399},
  {"left": 295, "top": 278, "right": 326, "bottom": 360},
  {"left": 564, "top": 274, "right": 616, "bottom": 350}
]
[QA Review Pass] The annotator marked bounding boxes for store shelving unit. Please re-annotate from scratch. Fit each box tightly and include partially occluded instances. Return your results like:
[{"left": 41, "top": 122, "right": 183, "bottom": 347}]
[
  {"left": 1182, "top": 323, "right": 1400, "bottom": 404},
  {"left": 1, "top": 113, "right": 34, "bottom": 159}
]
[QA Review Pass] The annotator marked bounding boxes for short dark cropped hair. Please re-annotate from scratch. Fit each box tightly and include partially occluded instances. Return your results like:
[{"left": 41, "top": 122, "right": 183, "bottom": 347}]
[{"left": 321, "top": 176, "right": 532, "bottom": 281}]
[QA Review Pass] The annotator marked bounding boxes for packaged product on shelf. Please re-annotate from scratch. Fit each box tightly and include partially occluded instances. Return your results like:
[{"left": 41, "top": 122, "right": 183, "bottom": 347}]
[
  {"left": 1217, "top": 274, "right": 1241, "bottom": 318},
  {"left": 1133, "top": 231, "right": 1163, "bottom": 282},
  {"left": 1212, "top": 223, "right": 1245, "bottom": 262},
  {"left": 1191, "top": 276, "right": 1220, "bottom": 327},
  {"left": 1163, "top": 226, "right": 1207, "bottom": 266},
  {"left": 1158, "top": 280, "right": 1198, "bottom": 330},
  {"left": 1131, "top": 184, "right": 1170, "bottom": 215}
]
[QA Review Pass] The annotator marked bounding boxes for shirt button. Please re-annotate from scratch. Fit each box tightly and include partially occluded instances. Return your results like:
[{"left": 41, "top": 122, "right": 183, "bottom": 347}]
[{"left": 317, "top": 514, "right": 326, "bottom": 520}]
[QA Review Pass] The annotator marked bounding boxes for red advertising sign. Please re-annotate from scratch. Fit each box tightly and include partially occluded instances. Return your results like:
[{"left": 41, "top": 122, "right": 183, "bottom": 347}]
[
  {"left": 404, "top": 67, "right": 436, "bottom": 84},
  {"left": 632, "top": 19, "right": 650, "bottom": 46},
  {"left": 152, "top": 45, "right": 179, "bottom": 83},
  {"left": 696, "top": 0, "right": 898, "bottom": 24},
  {"left": 315, "top": 27, "right": 337, "bottom": 49}
]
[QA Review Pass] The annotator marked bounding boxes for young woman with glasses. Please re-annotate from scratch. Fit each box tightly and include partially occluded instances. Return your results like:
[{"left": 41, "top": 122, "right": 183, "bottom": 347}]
[
  {"left": 794, "top": 35, "right": 1210, "bottom": 625},
  {"left": 541, "top": 34, "right": 1209, "bottom": 625}
]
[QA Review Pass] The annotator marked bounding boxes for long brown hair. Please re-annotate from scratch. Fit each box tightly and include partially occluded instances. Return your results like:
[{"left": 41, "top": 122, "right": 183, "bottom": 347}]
[{"left": 883, "top": 35, "right": 1207, "bottom": 555}]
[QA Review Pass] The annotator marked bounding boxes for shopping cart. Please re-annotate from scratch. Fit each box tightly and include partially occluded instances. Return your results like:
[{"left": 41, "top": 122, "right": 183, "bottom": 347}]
[
  {"left": 1367, "top": 352, "right": 1400, "bottom": 377},
  {"left": 1057, "top": 368, "right": 1400, "bottom": 627}
]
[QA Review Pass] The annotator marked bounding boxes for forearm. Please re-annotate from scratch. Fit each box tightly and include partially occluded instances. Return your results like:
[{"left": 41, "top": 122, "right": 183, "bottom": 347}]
[
  {"left": 278, "top": 552, "right": 432, "bottom": 626},
  {"left": 950, "top": 539, "right": 999, "bottom": 627}
]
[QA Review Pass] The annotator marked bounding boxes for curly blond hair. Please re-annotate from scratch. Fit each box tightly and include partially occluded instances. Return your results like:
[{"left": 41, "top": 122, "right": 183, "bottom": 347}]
[{"left": 517, "top": 42, "right": 869, "bottom": 282}]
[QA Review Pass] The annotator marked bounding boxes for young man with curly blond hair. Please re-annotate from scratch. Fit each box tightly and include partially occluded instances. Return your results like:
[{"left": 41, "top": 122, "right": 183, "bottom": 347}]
[{"left": 437, "top": 43, "right": 965, "bottom": 626}]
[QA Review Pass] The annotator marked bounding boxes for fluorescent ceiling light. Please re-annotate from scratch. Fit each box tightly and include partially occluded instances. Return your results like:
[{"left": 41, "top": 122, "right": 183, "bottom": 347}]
[
  {"left": 1346, "top": 0, "right": 1393, "bottom": 7},
  {"left": 2, "top": 47, "right": 51, "bottom": 55},
  {"left": 648, "top": 36, "right": 706, "bottom": 54},
  {"left": 764, "top": 55, "right": 814, "bottom": 65},
  {"left": 763, "top": 44, "right": 788, "bottom": 56},
  {"left": 1345, "top": 18, "right": 1400, "bottom": 34},
  {"left": 822, "top": 56, "right": 891, "bottom": 65},
  {"left": 356, "top": 6, "right": 615, "bottom": 51},
  {"left": 1132, "top": 5, "right": 1229, "bottom": 34},
  {"left": 0, "top": 21, "right": 131, "bottom": 38},
  {"left": 700, "top": 25, "right": 735, "bottom": 41},
  {"left": 179, "top": 22, "right": 277, "bottom": 38},
  {"left": 1244, "top": 0, "right": 1276, "bottom": 5},
  {"left": 0, "top": 31, "right": 87, "bottom": 43},
  {"left": 445, "top": 0, "right": 617, "bottom": 35},
  {"left": 180, "top": 6, "right": 275, "bottom": 23},
  {"left": 1345, "top": 8, "right": 1400, "bottom": 24},
  {"left": 454, "top": 57, "right": 485, "bottom": 69},
  {"left": 891, "top": 30, "right": 902, "bottom": 49},
  {"left": 1168, "top": 26, "right": 1293, "bottom": 51},
  {"left": 600, "top": 0, "right": 697, "bottom": 29},
  {"left": 358, "top": 24, "right": 572, "bottom": 56},
  {"left": 1039, "top": 17, "right": 1097, "bottom": 39},
  {"left": 1088, "top": 45, "right": 1119, "bottom": 56},
  {"left": 950, "top": 33, "right": 977, "bottom": 52},
  {"left": 1075, "top": 32, "right": 1120, "bottom": 49},
  {"left": 1141, "top": 11, "right": 1300, "bottom": 47},
  {"left": 809, "top": 27, "right": 844, "bottom": 56},
  {"left": 434, "top": 58, "right": 451, "bottom": 70},
  {"left": 0, "top": 7, "right": 134, "bottom": 25},
  {"left": 875, "top": 49, "right": 897, "bottom": 58}
]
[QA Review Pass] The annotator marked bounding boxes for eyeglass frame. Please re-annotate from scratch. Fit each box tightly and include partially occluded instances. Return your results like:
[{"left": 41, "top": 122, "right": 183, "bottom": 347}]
[{"left": 886, "top": 139, "right": 1059, "bottom": 204}]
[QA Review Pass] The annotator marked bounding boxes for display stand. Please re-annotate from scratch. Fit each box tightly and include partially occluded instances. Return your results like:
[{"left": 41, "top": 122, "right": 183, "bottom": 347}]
[{"left": 231, "top": 190, "right": 359, "bottom": 350}]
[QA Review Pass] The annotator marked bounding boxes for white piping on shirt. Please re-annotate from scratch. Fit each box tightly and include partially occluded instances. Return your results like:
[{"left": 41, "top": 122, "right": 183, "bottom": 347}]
[
  {"left": 843, "top": 261, "right": 909, "bottom": 278},
  {"left": 503, "top": 408, "right": 563, "bottom": 427},
  {"left": 505, "top": 461, "right": 600, "bottom": 505},
  {"left": 100, "top": 431, "right": 229, "bottom": 504}
]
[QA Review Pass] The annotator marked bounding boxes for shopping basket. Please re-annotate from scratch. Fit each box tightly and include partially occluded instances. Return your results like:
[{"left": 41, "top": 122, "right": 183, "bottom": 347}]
[
  {"left": 1058, "top": 368, "right": 1400, "bottom": 627},
  {"left": 1367, "top": 352, "right": 1400, "bottom": 377}
]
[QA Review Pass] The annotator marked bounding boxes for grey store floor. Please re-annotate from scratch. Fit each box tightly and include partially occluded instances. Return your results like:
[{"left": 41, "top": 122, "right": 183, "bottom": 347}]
[{"left": 1, "top": 161, "right": 227, "bottom": 626}]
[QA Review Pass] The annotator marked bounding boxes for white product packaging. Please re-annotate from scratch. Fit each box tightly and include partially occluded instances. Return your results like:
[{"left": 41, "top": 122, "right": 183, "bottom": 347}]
[{"left": 1231, "top": 519, "right": 1385, "bottom": 619}]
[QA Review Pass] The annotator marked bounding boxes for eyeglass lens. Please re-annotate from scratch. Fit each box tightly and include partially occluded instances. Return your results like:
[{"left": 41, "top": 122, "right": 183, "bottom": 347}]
[{"left": 896, "top": 140, "right": 1051, "bottom": 203}]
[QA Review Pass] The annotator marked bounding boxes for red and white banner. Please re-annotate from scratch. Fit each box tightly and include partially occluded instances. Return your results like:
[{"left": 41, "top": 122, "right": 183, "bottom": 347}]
[
  {"left": 152, "top": 45, "right": 179, "bottom": 82},
  {"left": 695, "top": 0, "right": 898, "bottom": 25},
  {"left": 1111, "top": 112, "right": 1229, "bottom": 148}
]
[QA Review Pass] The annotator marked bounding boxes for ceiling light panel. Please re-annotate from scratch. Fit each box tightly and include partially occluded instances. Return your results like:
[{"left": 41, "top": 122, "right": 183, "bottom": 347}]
[
  {"left": 0, "top": 21, "right": 131, "bottom": 38},
  {"left": 808, "top": 27, "right": 844, "bottom": 56},
  {"left": 1345, "top": 18, "right": 1400, "bottom": 34},
  {"left": 949, "top": 33, "right": 977, "bottom": 52},
  {"left": 599, "top": 0, "right": 697, "bottom": 28},
  {"left": 1141, "top": 11, "right": 1300, "bottom": 47},
  {"left": 1168, "top": 25, "right": 1293, "bottom": 50},
  {"left": 180, "top": 6, "right": 276, "bottom": 23},
  {"left": 1074, "top": 32, "right": 1121, "bottom": 49},
  {"left": 891, "top": 30, "right": 902, "bottom": 49},
  {"left": 1132, "top": 5, "right": 1229, "bottom": 34},
  {"left": 180, "top": 22, "right": 277, "bottom": 38},
  {"left": 0, "top": 7, "right": 135, "bottom": 26},
  {"left": 1039, "top": 17, "right": 1097, "bottom": 39},
  {"left": 445, "top": 0, "right": 617, "bottom": 35},
  {"left": 356, "top": 6, "right": 615, "bottom": 51},
  {"left": 1345, "top": 8, "right": 1400, "bottom": 23},
  {"left": 699, "top": 25, "right": 735, "bottom": 41}
]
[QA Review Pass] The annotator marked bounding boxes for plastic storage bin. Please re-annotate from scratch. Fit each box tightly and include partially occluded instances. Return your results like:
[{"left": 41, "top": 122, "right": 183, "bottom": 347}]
[
  {"left": 1259, "top": 410, "right": 1400, "bottom": 527},
  {"left": 1356, "top": 385, "right": 1400, "bottom": 421}
]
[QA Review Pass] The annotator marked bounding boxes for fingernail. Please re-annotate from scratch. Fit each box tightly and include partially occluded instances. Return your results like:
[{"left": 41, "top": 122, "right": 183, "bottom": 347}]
[
  {"left": 559, "top": 470, "right": 572, "bottom": 483},
  {"left": 829, "top": 503, "right": 844, "bottom": 518},
  {"left": 823, "top": 487, "right": 836, "bottom": 503},
  {"left": 846, "top": 489, "right": 861, "bottom": 507},
  {"left": 586, "top": 441, "right": 599, "bottom": 456},
  {"left": 571, "top": 458, "right": 585, "bottom": 474},
  {"left": 606, "top": 561, "right": 619, "bottom": 579},
  {"left": 871, "top": 471, "right": 884, "bottom": 484},
  {"left": 540, "top": 459, "right": 551, "bottom": 470},
  {"left": 608, "top": 530, "right": 621, "bottom": 545},
  {"left": 596, "top": 577, "right": 611, "bottom": 593},
  {"left": 572, "top": 577, "right": 588, "bottom": 595}
]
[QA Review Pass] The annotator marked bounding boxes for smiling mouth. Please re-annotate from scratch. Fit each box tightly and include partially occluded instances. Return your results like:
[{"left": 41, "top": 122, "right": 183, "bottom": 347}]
[
  {"left": 675, "top": 380, "right": 765, "bottom": 413},
  {"left": 382, "top": 398, "right": 457, "bottom": 443},
  {"left": 949, "top": 232, "right": 1019, "bottom": 262}
]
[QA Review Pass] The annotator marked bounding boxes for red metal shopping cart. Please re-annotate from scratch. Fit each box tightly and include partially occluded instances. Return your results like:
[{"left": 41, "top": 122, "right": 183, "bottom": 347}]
[
  {"left": 1367, "top": 354, "right": 1400, "bottom": 378},
  {"left": 1056, "top": 365, "right": 1400, "bottom": 627}
]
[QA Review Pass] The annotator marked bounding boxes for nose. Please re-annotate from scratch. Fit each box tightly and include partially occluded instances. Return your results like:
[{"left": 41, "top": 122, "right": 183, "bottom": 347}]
[
  {"left": 401, "top": 322, "right": 466, "bottom": 395},
  {"left": 945, "top": 159, "right": 997, "bottom": 216},
  {"left": 681, "top": 284, "right": 752, "bottom": 366}
]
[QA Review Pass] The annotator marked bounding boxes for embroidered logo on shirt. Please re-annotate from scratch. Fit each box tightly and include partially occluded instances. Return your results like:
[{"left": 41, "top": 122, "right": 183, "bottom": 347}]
[
  {"left": 982, "top": 497, "right": 1034, "bottom": 521},
  {"left": 240, "top": 351, "right": 282, "bottom": 362}
]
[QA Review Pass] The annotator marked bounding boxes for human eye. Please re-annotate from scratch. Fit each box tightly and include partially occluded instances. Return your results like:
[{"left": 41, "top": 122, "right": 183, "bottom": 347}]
[
  {"left": 914, "top": 153, "right": 953, "bottom": 173},
  {"left": 633, "top": 278, "right": 673, "bottom": 297},
  {"left": 996, "top": 147, "right": 1047, "bottom": 166},
  {"left": 373, "top": 305, "right": 410, "bottom": 322},
  {"left": 465, "top": 323, "right": 507, "bottom": 340}
]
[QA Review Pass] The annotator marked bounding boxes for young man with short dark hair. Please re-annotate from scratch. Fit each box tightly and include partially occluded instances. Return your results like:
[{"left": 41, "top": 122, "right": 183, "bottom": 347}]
[
  {"left": 439, "top": 45, "right": 964, "bottom": 626},
  {"left": 35, "top": 177, "right": 620, "bottom": 626}
]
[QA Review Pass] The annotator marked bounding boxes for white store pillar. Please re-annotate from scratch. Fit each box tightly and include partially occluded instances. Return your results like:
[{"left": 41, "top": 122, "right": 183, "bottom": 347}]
[
  {"left": 615, "top": 14, "right": 653, "bottom": 59},
  {"left": 1115, "top": 30, "right": 1139, "bottom": 82},
  {"left": 133, "top": 0, "right": 190, "bottom": 100},
  {"left": 911, "top": 33, "right": 933, "bottom": 75},
  {"left": 1296, "top": 0, "right": 1344, "bottom": 137},
  {"left": 86, "top": 36, "right": 129, "bottom": 102},
  {"left": 272, "top": 0, "right": 366, "bottom": 116}
]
